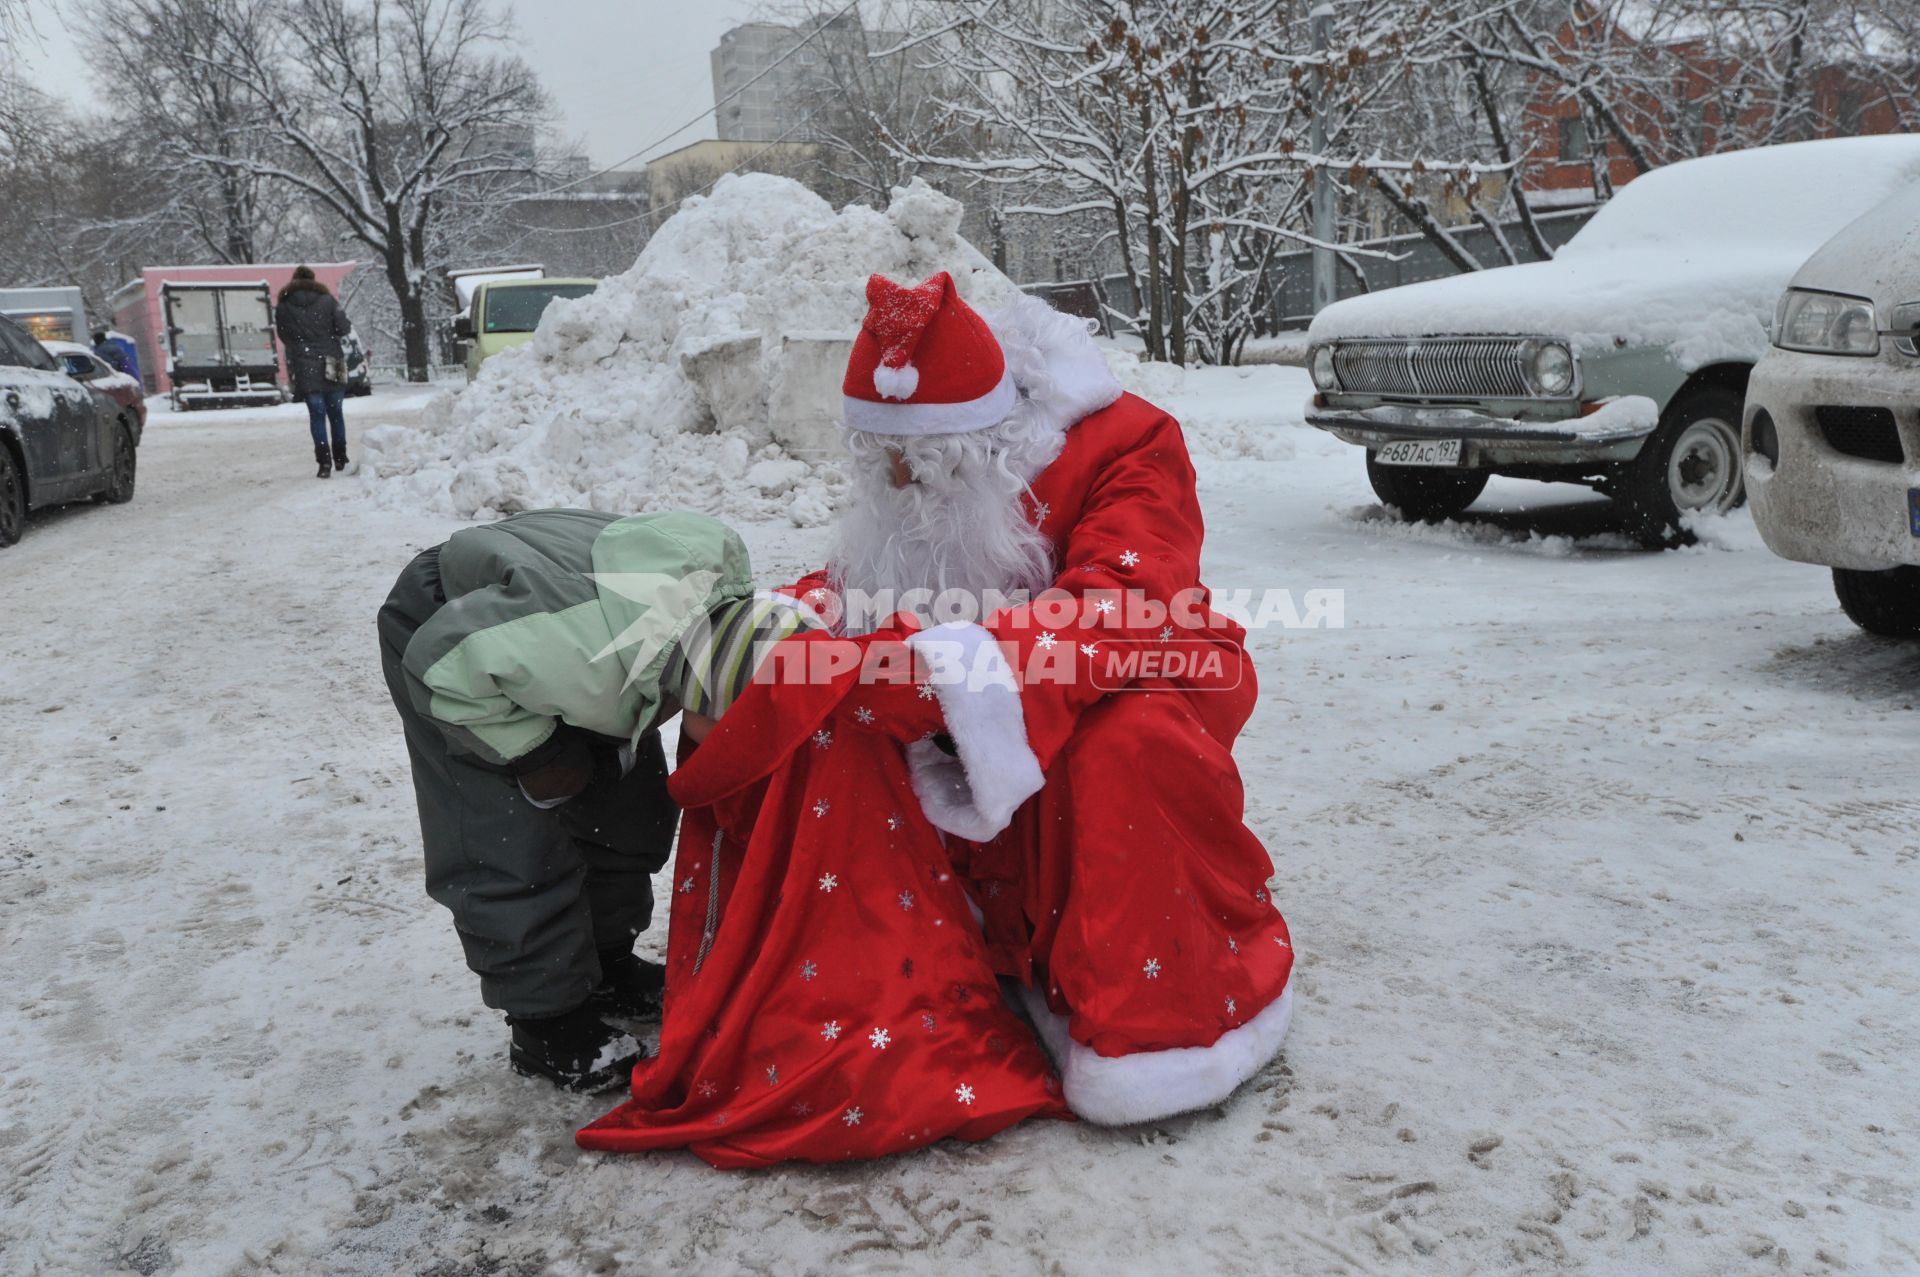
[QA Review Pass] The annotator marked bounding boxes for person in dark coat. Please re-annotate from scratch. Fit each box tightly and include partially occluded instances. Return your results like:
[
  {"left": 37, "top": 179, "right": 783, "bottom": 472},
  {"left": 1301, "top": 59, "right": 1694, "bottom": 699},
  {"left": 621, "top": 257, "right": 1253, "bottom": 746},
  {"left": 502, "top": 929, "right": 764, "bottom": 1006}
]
[{"left": 274, "top": 265, "right": 353, "bottom": 478}]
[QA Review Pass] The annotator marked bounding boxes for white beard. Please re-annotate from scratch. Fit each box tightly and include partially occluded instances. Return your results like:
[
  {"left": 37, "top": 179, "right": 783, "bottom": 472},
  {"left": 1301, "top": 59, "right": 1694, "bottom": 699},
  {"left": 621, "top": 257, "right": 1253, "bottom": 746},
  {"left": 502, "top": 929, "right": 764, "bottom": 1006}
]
[{"left": 829, "top": 402, "right": 1063, "bottom": 634}]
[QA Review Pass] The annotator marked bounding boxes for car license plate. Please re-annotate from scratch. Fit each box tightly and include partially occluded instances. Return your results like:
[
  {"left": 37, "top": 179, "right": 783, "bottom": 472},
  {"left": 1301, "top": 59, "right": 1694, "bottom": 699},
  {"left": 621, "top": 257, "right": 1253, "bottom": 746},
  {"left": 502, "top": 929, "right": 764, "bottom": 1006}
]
[
  {"left": 1376, "top": 438, "right": 1463, "bottom": 467},
  {"left": 1909, "top": 488, "right": 1920, "bottom": 537}
]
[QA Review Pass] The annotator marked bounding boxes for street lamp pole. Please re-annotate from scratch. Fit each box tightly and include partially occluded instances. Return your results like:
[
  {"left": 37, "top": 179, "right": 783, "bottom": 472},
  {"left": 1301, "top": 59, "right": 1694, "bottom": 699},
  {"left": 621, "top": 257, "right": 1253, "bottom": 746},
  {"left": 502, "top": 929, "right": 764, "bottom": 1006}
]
[{"left": 1310, "top": 3, "right": 1336, "bottom": 315}]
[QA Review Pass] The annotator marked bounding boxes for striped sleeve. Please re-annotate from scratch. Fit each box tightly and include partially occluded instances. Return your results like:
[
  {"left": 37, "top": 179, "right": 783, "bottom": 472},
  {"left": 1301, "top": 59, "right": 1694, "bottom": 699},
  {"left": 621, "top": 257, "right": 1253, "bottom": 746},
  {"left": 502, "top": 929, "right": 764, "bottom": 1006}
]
[{"left": 665, "top": 593, "right": 820, "bottom": 719}]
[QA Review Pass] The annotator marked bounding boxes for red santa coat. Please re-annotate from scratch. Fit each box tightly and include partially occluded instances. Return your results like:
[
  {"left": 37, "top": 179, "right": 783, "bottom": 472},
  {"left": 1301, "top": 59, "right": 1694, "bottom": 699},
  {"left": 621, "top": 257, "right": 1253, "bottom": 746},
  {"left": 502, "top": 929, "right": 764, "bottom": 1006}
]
[
  {"left": 577, "top": 632, "right": 1071, "bottom": 1168},
  {"left": 580, "top": 387, "right": 1294, "bottom": 1163},
  {"left": 785, "top": 389, "right": 1295, "bottom": 1124}
]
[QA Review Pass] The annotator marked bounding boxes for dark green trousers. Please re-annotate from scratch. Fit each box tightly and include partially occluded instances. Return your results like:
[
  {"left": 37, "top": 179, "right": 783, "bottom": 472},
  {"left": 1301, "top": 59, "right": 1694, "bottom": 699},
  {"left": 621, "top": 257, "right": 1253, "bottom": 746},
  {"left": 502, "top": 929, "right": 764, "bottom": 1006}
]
[{"left": 378, "top": 547, "right": 676, "bottom": 1017}]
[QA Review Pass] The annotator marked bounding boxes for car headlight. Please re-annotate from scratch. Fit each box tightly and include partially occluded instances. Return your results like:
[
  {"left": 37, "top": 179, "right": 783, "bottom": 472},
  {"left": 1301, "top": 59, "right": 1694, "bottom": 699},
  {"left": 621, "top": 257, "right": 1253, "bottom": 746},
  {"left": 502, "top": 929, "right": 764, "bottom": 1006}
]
[
  {"left": 1521, "top": 339, "right": 1576, "bottom": 397},
  {"left": 1310, "top": 344, "right": 1338, "bottom": 391},
  {"left": 1774, "top": 288, "right": 1880, "bottom": 356}
]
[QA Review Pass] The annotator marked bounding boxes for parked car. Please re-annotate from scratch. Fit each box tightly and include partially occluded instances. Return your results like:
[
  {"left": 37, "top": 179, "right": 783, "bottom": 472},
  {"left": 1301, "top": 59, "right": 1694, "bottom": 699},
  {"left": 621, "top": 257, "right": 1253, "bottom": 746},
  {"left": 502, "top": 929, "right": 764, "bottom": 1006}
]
[
  {"left": 0, "top": 313, "right": 140, "bottom": 547},
  {"left": 1306, "top": 136, "right": 1920, "bottom": 545},
  {"left": 454, "top": 277, "right": 596, "bottom": 380},
  {"left": 341, "top": 329, "right": 373, "bottom": 397},
  {"left": 42, "top": 339, "right": 147, "bottom": 430},
  {"left": 1744, "top": 179, "right": 1920, "bottom": 636}
]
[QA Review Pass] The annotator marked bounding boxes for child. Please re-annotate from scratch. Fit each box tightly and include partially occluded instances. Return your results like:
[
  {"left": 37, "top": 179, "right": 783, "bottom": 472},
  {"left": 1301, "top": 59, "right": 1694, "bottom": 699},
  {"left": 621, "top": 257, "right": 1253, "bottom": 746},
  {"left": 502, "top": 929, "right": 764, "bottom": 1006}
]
[{"left": 376, "top": 508, "right": 815, "bottom": 1090}]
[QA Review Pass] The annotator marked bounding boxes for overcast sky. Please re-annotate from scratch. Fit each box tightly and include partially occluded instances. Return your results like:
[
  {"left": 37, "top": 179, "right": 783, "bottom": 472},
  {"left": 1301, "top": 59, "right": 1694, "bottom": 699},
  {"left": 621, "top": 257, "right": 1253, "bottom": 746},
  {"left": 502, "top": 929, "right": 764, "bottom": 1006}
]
[{"left": 14, "top": 0, "right": 763, "bottom": 170}]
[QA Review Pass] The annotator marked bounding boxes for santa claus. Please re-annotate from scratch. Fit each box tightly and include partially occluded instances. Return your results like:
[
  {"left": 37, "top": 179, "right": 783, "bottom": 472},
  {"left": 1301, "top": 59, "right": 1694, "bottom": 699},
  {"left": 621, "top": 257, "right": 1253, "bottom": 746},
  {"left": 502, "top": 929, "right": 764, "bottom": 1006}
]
[{"left": 578, "top": 273, "right": 1293, "bottom": 1166}]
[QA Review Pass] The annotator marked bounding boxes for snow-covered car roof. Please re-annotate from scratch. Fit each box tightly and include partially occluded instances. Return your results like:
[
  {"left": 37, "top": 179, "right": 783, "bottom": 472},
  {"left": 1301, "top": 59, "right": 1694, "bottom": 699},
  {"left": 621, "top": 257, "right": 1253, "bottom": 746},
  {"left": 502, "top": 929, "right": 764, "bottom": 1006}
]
[
  {"left": 1309, "top": 136, "right": 1920, "bottom": 367},
  {"left": 40, "top": 339, "right": 96, "bottom": 358},
  {"left": 452, "top": 266, "right": 545, "bottom": 309},
  {"left": 1563, "top": 135, "right": 1920, "bottom": 257}
]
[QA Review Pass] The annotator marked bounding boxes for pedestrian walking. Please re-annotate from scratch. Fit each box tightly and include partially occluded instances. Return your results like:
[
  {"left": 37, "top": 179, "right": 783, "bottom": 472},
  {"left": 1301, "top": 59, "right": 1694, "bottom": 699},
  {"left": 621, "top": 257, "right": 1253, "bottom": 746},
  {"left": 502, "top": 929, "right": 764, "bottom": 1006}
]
[{"left": 274, "top": 265, "right": 353, "bottom": 478}]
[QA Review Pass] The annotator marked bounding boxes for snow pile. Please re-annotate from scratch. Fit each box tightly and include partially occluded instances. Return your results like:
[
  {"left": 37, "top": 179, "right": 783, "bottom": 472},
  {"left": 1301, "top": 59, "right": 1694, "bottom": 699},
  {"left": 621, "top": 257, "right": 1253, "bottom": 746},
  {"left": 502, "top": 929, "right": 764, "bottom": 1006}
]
[
  {"left": 1308, "top": 136, "right": 1920, "bottom": 368},
  {"left": 1105, "top": 354, "right": 1307, "bottom": 462},
  {"left": 359, "top": 175, "right": 1020, "bottom": 528}
]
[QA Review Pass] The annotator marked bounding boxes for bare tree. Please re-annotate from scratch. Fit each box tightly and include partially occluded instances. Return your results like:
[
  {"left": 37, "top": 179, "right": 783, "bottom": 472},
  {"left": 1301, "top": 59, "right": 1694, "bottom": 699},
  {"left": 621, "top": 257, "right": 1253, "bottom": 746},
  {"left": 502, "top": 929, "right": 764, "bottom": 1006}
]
[
  {"left": 213, "top": 0, "right": 553, "bottom": 379},
  {"left": 75, "top": 0, "right": 288, "bottom": 263},
  {"left": 1469, "top": 0, "right": 1919, "bottom": 190},
  {"left": 0, "top": 0, "right": 32, "bottom": 62},
  {"left": 1836, "top": 0, "right": 1920, "bottom": 131},
  {"left": 0, "top": 80, "right": 173, "bottom": 317},
  {"left": 896, "top": 0, "right": 1497, "bottom": 364},
  {"left": 768, "top": 1, "right": 976, "bottom": 208}
]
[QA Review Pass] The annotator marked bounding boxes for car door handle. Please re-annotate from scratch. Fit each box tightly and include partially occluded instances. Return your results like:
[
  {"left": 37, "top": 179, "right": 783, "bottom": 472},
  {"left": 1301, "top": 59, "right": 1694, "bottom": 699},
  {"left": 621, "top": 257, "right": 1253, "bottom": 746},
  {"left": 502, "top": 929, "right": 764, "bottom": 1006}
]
[{"left": 4, "top": 392, "right": 18, "bottom": 409}]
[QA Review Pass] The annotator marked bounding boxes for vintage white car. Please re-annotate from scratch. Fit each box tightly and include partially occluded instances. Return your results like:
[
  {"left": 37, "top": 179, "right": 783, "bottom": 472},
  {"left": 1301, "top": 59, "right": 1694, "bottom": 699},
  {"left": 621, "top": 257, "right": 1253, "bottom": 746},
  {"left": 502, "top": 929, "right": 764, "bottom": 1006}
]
[
  {"left": 1744, "top": 179, "right": 1920, "bottom": 636},
  {"left": 1306, "top": 137, "right": 1920, "bottom": 545}
]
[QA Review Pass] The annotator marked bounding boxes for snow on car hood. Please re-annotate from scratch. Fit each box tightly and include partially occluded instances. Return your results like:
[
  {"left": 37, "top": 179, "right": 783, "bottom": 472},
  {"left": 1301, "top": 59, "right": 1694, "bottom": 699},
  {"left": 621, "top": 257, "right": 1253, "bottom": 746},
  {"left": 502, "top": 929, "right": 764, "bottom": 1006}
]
[
  {"left": 1310, "top": 136, "right": 1920, "bottom": 371},
  {"left": 1306, "top": 247, "right": 1799, "bottom": 370}
]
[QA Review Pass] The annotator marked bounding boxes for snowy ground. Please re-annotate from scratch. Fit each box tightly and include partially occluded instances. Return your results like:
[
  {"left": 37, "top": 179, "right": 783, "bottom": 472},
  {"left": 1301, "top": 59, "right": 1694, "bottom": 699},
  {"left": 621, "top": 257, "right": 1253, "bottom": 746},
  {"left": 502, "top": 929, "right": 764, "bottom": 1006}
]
[{"left": 4, "top": 375, "right": 1918, "bottom": 1276}]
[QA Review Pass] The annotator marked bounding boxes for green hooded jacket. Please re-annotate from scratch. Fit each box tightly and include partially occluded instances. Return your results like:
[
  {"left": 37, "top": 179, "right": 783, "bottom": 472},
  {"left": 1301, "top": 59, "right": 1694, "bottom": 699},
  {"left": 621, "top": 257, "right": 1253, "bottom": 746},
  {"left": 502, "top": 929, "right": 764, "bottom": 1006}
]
[{"left": 396, "top": 509, "right": 753, "bottom": 771}]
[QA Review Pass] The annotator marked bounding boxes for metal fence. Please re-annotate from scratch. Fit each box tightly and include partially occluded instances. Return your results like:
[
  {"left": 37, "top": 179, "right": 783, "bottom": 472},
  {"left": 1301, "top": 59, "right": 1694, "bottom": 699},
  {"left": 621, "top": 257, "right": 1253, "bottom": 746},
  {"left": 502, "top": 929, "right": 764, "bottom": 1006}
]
[
  {"left": 1267, "top": 208, "right": 1597, "bottom": 326},
  {"left": 1024, "top": 206, "right": 1600, "bottom": 341}
]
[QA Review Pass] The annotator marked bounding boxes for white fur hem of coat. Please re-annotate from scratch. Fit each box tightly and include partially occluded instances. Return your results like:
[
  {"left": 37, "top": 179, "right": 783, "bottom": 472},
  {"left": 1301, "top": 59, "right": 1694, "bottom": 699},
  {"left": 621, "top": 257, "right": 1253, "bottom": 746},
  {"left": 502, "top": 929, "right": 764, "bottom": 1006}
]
[
  {"left": 904, "top": 621, "right": 1044, "bottom": 842},
  {"left": 1017, "top": 978, "right": 1296, "bottom": 1126}
]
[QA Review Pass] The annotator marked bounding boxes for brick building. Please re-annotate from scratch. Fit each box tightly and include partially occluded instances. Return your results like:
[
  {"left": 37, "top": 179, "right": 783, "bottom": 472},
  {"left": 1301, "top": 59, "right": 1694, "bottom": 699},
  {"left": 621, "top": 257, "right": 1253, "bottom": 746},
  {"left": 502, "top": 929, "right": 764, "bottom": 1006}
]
[{"left": 1520, "top": 10, "right": 1915, "bottom": 208}]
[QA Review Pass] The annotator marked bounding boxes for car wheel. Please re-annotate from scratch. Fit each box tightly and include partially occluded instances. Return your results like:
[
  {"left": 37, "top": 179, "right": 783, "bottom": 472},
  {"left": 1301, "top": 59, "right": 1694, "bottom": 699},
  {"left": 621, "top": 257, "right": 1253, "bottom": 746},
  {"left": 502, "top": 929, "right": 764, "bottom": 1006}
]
[
  {"left": 1365, "top": 453, "right": 1491, "bottom": 522},
  {"left": 101, "top": 420, "right": 137, "bottom": 504},
  {"left": 1616, "top": 386, "right": 1745, "bottom": 548},
  {"left": 0, "top": 447, "right": 24, "bottom": 548},
  {"left": 1832, "top": 566, "right": 1920, "bottom": 638}
]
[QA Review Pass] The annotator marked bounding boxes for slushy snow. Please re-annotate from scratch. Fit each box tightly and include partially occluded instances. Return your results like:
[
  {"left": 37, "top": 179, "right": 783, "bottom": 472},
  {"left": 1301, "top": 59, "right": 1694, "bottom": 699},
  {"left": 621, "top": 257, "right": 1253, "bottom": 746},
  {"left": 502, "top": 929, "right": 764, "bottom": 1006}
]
[
  {"left": 8, "top": 383, "right": 1920, "bottom": 1274},
  {"left": 359, "top": 175, "right": 1023, "bottom": 528}
]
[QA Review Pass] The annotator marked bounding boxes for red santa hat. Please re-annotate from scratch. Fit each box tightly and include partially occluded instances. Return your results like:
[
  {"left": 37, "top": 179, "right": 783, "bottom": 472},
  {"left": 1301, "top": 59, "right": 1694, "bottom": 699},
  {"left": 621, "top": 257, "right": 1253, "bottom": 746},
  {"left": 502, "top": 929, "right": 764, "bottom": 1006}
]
[{"left": 841, "top": 271, "right": 1017, "bottom": 436}]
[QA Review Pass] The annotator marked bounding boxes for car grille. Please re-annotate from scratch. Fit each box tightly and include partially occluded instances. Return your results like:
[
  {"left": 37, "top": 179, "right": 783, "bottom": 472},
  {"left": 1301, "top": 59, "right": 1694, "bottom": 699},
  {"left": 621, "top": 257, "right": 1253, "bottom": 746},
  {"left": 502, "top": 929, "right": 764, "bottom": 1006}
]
[
  {"left": 1814, "top": 406, "right": 1903, "bottom": 464},
  {"left": 1331, "top": 338, "right": 1535, "bottom": 400}
]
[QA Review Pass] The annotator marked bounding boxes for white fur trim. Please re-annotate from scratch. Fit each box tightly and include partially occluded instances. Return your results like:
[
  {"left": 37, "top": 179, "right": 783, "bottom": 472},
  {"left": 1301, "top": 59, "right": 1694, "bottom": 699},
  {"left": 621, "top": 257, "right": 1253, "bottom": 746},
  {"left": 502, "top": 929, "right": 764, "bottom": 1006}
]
[
  {"left": 872, "top": 361, "right": 920, "bottom": 401},
  {"left": 903, "top": 621, "right": 1044, "bottom": 841},
  {"left": 1018, "top": 978, "right": 1295, "bottom": 1126},
  {"left": 985, "top": 293, "right": 1124, "bottom": 428},
  {"left": 842, "top": 371, "right": 1017, "bottom": 436}
]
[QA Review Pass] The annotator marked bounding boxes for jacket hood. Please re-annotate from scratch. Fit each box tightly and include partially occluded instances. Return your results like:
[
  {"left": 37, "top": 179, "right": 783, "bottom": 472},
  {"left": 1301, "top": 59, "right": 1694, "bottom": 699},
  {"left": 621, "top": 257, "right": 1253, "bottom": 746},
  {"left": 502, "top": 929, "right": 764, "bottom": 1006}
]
[{"left": 279, "top": 278, "right": 330, "bottom": 304}]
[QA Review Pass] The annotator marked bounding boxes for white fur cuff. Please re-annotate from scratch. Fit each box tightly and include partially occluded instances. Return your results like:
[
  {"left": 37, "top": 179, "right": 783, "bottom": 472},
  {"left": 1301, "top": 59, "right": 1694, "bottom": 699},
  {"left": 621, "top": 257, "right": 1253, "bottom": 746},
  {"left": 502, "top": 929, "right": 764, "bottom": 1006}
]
[
  {"left": 904, "top": 622, "right": 1044, "bottom": 841},
  {"left": 1019, "top": 979, "right": 1296, "bottom": 1126}
]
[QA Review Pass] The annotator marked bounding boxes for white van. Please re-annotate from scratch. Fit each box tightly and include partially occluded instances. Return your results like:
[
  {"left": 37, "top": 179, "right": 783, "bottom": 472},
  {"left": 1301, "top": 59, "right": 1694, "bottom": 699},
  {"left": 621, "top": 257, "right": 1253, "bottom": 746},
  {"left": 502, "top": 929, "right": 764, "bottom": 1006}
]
[{"left": 1744, "top": 179, "right": 1920, "bottom": 636}]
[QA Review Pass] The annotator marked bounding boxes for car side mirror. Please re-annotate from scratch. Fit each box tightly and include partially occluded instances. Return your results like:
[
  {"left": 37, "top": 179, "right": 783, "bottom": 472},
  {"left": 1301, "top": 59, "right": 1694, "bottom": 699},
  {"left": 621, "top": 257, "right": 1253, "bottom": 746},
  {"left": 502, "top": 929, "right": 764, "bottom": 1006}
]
[
  {"left": 452, "top": 315, "right": 474, "bottom": 341},
  {"left": 1892, "top": 302, "right": 1920, "bottom": 358}
]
